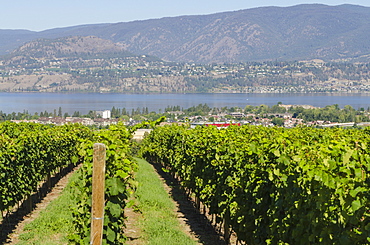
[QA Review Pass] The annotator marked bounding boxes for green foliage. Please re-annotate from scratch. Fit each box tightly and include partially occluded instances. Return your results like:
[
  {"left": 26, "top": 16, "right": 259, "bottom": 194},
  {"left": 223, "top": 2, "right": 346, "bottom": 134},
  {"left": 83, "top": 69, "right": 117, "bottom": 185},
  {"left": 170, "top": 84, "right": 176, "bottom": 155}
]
[
  {"left": 183, "top": 103, "right": 211, "bottom": 116},
  {"left": 242, "top": 103, "right": 370, "bottom": 123},
  {"left": 0, "top": 122, "right": 90, "bottom": 212},
  {"left": 129, "top": 116, "right": 166, "bottom": 133},
  {"left": 0, "top": 122, "right": 136, "bottom": 244},
  {"left": 140, "top": 124, "right": 370, "bottom": 244},
  {"left": 271, "top": 117, "right": 285, "bottom": 126},
  {"left": 69, "top": 122, "right": 137, "bottom": 244},
  {"left": 289, "top": 104, "right": 368, "bottom": 123}
]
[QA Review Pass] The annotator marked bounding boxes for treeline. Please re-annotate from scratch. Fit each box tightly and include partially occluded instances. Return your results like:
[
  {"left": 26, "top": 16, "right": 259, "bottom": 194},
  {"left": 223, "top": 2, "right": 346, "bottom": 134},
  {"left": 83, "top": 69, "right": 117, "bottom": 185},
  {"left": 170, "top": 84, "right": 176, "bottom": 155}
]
[
  {"left": 289, "top": 105, "right": 369, "bottom": 123},
  {"left": 244, "top": 103, "right": 370, "bottom": 123},
  {"left": 0, "top": 106, "right": 152, "bottom": 121},
  {"left": 0, "top": 108, "right": 94, "bottom": 121},
  {"left": 2, "top": 103, "right": 370, "bottom": 124}
]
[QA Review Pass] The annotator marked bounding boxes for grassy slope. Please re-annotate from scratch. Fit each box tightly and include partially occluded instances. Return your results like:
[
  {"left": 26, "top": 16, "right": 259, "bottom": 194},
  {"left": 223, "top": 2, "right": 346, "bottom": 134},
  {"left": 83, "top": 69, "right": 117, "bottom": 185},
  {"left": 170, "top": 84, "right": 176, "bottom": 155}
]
[{"left": 134, "top": 158, "right": 197, "bottom": 245}]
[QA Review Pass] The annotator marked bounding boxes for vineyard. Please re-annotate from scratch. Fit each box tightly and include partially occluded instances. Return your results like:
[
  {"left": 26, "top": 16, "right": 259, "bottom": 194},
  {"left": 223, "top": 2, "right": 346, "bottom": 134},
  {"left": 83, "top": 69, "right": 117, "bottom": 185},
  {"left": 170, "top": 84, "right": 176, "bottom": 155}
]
[
  {"left": 0, "top": 122, "right": 136, "bottom": 244},
  {"left": 140, "top": 124, "right": 370, "bottom": 244},
  {"left": 1, "top": 121, "right": 370, "bottom": 244},
  {"left": 0, "top": 122, "right": 88, "bottom": 213}
]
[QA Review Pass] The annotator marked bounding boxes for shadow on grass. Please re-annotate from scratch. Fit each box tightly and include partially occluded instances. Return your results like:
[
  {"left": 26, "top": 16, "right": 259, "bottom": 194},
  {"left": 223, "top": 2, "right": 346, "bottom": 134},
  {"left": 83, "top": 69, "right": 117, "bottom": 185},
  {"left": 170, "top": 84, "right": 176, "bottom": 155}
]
[
  {"left": 0, "top": 163, "right": 77, "bottom": 244},
  {"left": 150, "top": 161, "right": 227, "bottom": 245}
]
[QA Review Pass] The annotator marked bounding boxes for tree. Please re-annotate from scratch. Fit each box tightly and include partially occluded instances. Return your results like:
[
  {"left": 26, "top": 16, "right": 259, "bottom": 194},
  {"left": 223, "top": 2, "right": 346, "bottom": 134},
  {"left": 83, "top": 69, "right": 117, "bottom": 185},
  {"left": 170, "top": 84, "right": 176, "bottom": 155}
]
[
  {"left": 31, "top": 112, "right": 39, "bottom": 120},
  {"left": 256, "top": 104, "right": 269, "bottom": 114},
  {"left": 272, "top": 117, "right": 284, "bottom": 126},
  {"left": 121, "top": 115, "right": 130, "bottom": 121},
  {"left": 122, "top": 108, "right": 127, "bottom": 115},
  {"left": 244, "top": 105, "right": 255, "bottom": 113},
  {"left": 87, "top": 110, "right": 95, "bottom": 118},
  {"left": 58, "top": 107, "right": 62, "bottom": 117}
]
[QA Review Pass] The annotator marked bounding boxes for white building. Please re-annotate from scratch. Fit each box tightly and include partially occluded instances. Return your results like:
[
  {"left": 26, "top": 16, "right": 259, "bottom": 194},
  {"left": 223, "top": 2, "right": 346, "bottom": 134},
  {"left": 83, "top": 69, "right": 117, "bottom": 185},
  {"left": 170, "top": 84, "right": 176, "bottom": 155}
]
[
  {"left": 96, "top": 110, "right": 111, "bottom": 119},
  {"left": 102, "top": 110, "right": 111, "bottom": 119}
]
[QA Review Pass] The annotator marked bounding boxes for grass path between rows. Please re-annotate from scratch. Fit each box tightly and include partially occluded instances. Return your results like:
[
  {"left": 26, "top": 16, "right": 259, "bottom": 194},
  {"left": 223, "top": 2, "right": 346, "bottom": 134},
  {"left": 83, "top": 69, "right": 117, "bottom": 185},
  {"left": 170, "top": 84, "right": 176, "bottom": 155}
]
[
  {"left": 10, "top": 158, "right": 198, "bottom": 244},
  {"left": 12, "top": 169, "right": 78, "bottom": 245},
  {"left": 130, "top": 157, "right": 198, "bottom": 245}
]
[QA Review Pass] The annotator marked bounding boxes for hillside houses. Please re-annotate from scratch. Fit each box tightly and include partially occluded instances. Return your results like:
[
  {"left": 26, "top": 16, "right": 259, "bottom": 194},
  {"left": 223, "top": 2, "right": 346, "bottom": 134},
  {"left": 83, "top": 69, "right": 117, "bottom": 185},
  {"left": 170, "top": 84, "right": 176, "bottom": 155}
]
[{"left": 11, "top": 117, "right": 120, "bottom": 126}]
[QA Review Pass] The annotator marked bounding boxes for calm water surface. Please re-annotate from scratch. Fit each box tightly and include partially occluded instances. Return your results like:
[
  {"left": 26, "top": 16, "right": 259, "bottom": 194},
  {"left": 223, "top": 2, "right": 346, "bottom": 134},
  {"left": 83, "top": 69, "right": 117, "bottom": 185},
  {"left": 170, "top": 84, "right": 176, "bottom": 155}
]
[{"left": 1, "top": 93, "right": 370, "bottom": 114}]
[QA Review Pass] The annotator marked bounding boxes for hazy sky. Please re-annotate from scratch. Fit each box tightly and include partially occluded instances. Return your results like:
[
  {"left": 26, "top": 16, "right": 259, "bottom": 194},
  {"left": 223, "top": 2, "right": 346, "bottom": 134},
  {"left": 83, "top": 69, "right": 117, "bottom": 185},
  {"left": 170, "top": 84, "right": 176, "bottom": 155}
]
[{"left": 1, "top": 1, "right": 370, "bottom": 31}]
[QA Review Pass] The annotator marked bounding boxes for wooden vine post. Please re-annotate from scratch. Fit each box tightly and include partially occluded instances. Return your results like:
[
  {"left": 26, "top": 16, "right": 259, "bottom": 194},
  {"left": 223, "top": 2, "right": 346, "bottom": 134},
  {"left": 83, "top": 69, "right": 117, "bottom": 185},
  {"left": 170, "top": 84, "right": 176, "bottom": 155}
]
[
  {"left": 90, "top": 143, "right": 106, "bottom": 245},
  {"left": 224, "top": 210, "right": 231, "bottom": 244}
]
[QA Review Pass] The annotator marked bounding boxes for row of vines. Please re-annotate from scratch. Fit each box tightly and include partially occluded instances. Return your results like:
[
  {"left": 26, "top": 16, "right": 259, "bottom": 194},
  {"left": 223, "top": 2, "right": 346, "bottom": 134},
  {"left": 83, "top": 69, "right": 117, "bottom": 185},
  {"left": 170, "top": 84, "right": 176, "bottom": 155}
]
[
  {"left": 0, "top": 122, "right": 88, "bottom": 213},
  {"left": 0, "top": 122, "right": 136, "bottom": 244},
  {"left": 69, "top": 123, "right": 137, "bottom": 244},
  {"left": 140, "top": 124, "right": 370, "bottom": 244}
]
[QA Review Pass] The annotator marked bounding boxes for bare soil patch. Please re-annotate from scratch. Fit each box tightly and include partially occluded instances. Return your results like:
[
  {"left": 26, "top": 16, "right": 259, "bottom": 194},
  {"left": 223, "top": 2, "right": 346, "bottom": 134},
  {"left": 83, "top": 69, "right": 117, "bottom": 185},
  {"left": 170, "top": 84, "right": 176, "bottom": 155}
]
[{"left": 123, "top": 202, "right": 143, "bottom": 245}]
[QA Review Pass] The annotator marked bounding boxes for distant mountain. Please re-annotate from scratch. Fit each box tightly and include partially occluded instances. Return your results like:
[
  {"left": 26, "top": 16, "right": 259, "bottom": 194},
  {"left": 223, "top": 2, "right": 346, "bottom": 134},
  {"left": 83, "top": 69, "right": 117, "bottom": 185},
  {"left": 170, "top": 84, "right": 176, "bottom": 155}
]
[
  {"left": 12, "top": 36, "right": 128, "bottom": 57},
  {"left": 0, "top": 35, "right": 161, "bottom": 69},
  {"left": 1, "top": 36, "right": 370, "bottom": 94},
  {"left": 2, "top": 36, "right": 134, "bottom": 66},
  {"left": 0, "top": 29, "right": 35, "bottom": 54},
  {"left": 1, "top": 4, "right": 370, "bottom": 63}
]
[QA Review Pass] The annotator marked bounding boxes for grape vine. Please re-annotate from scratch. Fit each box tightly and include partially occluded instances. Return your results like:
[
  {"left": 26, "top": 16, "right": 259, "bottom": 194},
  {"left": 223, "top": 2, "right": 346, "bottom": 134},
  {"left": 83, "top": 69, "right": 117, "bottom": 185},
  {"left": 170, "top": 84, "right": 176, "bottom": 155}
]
[
  {"left": 68, "top": 122, "right": 137, "bottom": 244},
  {"left": 0, "top": 122, "right": 90, "bottom": 213},
  {"left": 0, "top": 122, "right": 136, "bottom": 244},
  {"left": 140, "top": 124, "right": 370, "bottom": 244}
]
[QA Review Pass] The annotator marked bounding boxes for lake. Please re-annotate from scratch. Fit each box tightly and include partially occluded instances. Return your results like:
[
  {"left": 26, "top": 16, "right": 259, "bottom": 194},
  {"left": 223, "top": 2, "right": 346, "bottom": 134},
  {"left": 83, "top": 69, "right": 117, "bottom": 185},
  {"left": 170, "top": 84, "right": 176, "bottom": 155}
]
[{"left": 1, "top": 92, "right": 370, "bottom": 114}]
